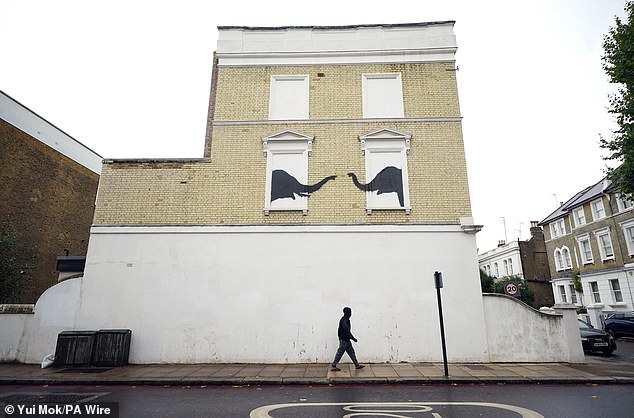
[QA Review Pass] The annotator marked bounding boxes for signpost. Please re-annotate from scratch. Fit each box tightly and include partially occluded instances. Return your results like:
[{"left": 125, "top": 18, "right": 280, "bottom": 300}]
[{"left": 434, "top": 271, "right": 449, "bottom": 377}]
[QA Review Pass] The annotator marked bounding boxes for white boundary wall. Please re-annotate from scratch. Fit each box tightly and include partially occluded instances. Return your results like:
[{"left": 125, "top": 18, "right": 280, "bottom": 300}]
[{"left": 483, "top": 294, "right": 584, "bottom": 362}]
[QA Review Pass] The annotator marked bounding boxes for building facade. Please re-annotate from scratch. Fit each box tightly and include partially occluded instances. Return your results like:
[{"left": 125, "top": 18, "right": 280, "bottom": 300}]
[
  {"left": 0, "top": 91, "right": 101, "bottom": 302},
  {"left": 0, "top": 23, "right": 587, "bottom": 366},
  {"left": 84, "top": 22, "right": 489, "bottom": 363},
  {"left": 479, "top": 240, "right": 523, "bottom": 279},
  {"left": 539, "top": 177, "right": 634, "bottom": 327}
]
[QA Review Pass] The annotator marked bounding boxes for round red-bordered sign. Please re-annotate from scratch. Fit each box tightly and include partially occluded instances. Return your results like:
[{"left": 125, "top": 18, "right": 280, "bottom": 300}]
[{"left": 504, "top": 281, "right": 520, "bottom": 297}]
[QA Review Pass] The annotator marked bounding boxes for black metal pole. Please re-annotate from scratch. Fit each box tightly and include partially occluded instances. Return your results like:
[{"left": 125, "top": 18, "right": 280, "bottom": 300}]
[{"left": 435, "top": 273, "right": 449, "bottom": 377}]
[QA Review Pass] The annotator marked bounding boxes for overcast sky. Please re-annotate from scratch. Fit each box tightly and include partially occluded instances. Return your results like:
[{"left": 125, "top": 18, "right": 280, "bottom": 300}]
[{"left": 1, "top": 0, "right": 628, "bottom": 252}]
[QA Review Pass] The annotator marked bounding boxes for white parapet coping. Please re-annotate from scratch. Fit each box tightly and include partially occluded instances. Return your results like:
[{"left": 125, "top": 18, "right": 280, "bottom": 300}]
[{"left": 216, "top": 22, "right": 457, "bottom": 66}]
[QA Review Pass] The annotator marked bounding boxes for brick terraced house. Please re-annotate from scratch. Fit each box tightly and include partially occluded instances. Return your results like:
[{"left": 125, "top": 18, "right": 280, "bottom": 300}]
[{"left": 539, "top": 176, "right": 634, "bottom": 327}]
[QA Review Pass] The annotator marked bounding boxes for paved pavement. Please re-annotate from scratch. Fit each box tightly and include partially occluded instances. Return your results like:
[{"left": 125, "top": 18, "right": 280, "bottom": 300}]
[{"left": 1, "top": 359, "right": 634, "bottom": 386}]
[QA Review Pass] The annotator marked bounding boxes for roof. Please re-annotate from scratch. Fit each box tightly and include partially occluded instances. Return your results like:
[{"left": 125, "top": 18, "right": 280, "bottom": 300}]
[
  {"left": 217, "top": 22, "right": 455, "bottom": 31},
  {"left": 539, "top": 177, "right": 609, "bottom": 225},
  {"left": 0, "top": 90, "right": 102, "bottom": 174}
]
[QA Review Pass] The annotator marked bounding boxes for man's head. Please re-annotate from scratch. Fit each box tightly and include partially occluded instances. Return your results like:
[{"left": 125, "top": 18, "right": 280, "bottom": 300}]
[{"left": 343, "top": 307, "right": 352, "bottom": 317}]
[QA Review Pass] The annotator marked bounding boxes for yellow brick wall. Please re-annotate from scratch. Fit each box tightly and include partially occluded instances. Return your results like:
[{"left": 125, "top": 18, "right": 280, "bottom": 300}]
[
  {"left": 93, "top": 62, "right": 472, "bottom": 225},
  {"left": 214, "top": 63, "right": 461, "bottom": 121}
]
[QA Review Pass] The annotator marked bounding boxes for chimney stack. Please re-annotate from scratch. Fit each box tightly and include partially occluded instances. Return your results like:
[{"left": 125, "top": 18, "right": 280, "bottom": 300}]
[
  {"left": 498, "top": 240, "right": 506, "bottom": 247},
  {"left": 530, "top": 221, "right": 543, "bottom": 239}
]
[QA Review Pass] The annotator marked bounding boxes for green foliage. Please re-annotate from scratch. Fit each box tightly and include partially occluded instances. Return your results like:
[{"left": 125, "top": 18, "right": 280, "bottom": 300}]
[
  {"left": 479, "top": 271, "right": 536, "bottom": 308},
  {"left": 572, "top": 271, "right": 583, "bottom": 293},
  {"left": 0, "top": 219, "right": 32, "bottom": 303},
  {"left": 479, "top": 269, "right": 495, "bottom": 293},
  {"left": 601, "top": 1, "right": 634, "bottom": 195}
]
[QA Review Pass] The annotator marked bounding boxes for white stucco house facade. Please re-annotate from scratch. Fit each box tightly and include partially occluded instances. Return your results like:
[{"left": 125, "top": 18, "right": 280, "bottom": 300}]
[{"left": 479, "top": 240, "right": 523, "bottom": 280}]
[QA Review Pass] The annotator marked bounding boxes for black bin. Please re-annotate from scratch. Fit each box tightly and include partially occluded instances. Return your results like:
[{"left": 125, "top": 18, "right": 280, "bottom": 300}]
[
  {"left": 91, "top": 329, "right": 132, "bottom": 366},
  {"left": 53, "top": 331, "right": 96, "bottom": 366}
]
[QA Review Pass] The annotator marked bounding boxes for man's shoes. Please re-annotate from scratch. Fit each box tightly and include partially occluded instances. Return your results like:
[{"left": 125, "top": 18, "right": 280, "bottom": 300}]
[
  {"left": 355, "top": 364, "right": 365, "bottom": 369},
  {"left": 330, "top": 366, "right": 341, "bottom": 371}
]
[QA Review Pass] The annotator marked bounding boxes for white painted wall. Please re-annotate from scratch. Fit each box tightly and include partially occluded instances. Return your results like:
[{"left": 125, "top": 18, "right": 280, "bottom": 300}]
[
  {"left": 0, "top": 279, "right": 82, "bottom": 363},
  {"left": 483, "top": 294, "right": 584, "bottom": 362},
  {"left": 17, "top": 224, "right": 488, "bottom": 364},
  {"left": 0, "top": 311, "right": 32, "bottom": 361},
  {"left": 2, "top": 224, "right": 585, "bottom": 364}
]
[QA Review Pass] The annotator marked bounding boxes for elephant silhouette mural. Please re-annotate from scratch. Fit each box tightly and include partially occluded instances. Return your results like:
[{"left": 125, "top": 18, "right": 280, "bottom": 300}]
[
  {"left": 271, "top": 170, "right": 337, "bottom": 202},
  {"left": 347, "top": 166, "right": 404, "bottom": 207}
]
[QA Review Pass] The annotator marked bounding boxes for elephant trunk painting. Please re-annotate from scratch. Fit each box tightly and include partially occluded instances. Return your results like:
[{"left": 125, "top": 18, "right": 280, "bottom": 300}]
[
  {"left": 271, "top": 170, "right": 337, "bottom": 202},
  {"left": 347, "top": 166, "right": 404, "bottom": 207}
]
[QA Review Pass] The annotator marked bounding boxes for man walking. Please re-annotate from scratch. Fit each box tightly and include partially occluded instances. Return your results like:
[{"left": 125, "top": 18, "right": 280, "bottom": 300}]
[{"left": 331, "top": 307, "right": 365, "bottom": 371}]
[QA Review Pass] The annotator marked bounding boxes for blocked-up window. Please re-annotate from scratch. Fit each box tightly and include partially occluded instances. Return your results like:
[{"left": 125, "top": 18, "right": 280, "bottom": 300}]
[
  {"left": 352, "top": 128, "right": 411, "bottom": 214},
  {"left": 262, "top": 130, "right": 315, "bottom": 214},
  {"left": 269, "top": 75, "right": 309, "bottom": 120},
  {"left": 362, "top": 73, "right": 404, "bottom": 118}
]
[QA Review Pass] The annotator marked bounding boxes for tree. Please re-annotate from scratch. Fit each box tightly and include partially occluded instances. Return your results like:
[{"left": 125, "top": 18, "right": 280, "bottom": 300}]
[
  {"left": 479, "top": 270, "right": 536, "bottom": 308},
  {"left": 479, "top": 269, "right": 495, "bottom": 293},
  {"left": 601, "top": 1, "right": 634, "bottom": 195}
]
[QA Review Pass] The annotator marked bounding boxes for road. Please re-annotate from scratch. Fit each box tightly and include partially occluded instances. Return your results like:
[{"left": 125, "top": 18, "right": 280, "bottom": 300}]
[
  {"left": 586, "top": 336, "right": 634, "bottom": 363},
  {"left": 1, "top": 340, "right": 632, "bottom": 418},
  {"left": 2, "top": 383, "right": 634, "bottom": 417}
]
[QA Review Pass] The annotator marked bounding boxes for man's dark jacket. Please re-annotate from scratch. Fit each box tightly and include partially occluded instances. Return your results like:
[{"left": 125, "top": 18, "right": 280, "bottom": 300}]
[{"left": 337, "top": 315, "right": 355, "bottom": 341}]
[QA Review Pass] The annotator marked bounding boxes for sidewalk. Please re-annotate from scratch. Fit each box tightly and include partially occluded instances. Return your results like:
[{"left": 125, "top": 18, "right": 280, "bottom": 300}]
[{"left": 1, "top": 361, "right": 634, "bottom": 386}]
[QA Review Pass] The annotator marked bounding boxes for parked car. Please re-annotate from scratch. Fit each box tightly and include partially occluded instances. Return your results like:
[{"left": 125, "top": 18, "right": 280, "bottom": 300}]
[
  {"left": 604, "top": 311, "right": 634, "bottom": 339},
  {"left": 578, "top": 319, "right": 616, "bottom": 355}
]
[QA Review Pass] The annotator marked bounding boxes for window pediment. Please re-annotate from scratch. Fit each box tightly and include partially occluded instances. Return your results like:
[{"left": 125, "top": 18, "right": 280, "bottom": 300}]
[
  {"left": 359, "top": 127, "right": 411, "bottom": 155},
  {"left": 261, "top": 130, "right": 314, "bottom": 155}
]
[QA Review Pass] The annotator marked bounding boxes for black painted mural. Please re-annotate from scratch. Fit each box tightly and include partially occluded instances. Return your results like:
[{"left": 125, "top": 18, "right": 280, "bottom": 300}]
[
  {"left": 347, "top": 166, "right": 404, "bottom": 207},
  {"left": 271, "top": 170, "right": 337, "bottom": 202}
]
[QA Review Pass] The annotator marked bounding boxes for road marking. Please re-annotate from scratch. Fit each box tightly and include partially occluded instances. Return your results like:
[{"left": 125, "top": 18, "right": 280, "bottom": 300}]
[
  {"left": 250, "top": 401, "right": 544, "bottom": 418},
  {"left": 343, "top": 403, "right": 433, "bottom": 418}
]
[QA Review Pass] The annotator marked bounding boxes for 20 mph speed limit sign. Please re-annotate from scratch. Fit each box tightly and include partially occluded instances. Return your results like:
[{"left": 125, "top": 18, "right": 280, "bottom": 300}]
[{"left": 504, "top": 281, "right": 521, "bottom": 297}]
